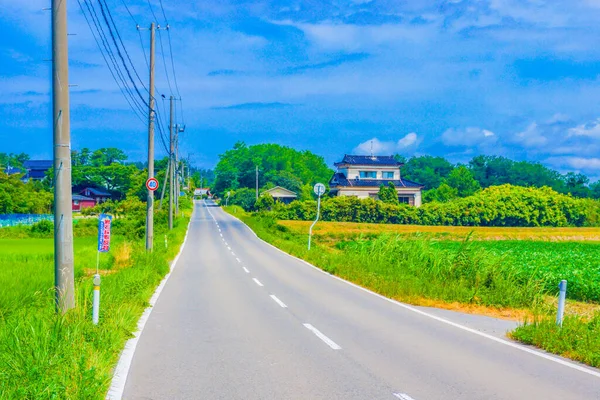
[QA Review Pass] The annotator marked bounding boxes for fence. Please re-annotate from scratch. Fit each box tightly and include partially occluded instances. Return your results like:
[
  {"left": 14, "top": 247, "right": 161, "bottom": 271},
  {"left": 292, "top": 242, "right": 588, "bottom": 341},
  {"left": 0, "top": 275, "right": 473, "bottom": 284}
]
[{"left": 0, "top": 214, "right": 54, "bottom": 228}]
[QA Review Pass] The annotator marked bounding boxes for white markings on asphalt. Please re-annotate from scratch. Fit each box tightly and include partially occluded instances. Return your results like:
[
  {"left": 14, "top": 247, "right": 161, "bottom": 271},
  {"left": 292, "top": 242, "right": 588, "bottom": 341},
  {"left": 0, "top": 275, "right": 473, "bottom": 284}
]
[
  {"left": 231, "top": 251, "right": 236, "bottom": 256},
  {"left": 393, "top": 393, "right": 416, "bottom": 400},
  {"left": 236, "top": 257, "right": 241, "bottom": 263},
  {"left": 303, "top": 323, "right": 341, "bottom": 350},
  {"left": 253, "top": 278, "right": 264, "bottom": 287},
  {"left": 270, "top": 295, "right": 288, "bottom": 308},
  {"left": 243, "top": 267, "right": 250, "bottom": 273},
  {"left": 227, "top": 246, "right": 231, "bottom": 251},
  {"left": 219, "top": 233, "right": 223, "bottom": 237}
]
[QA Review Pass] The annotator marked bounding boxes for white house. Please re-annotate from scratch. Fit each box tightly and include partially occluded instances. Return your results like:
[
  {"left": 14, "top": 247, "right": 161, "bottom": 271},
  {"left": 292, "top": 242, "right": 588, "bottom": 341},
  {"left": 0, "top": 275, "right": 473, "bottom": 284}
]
[
  {"left": 329, "top": 155, "right": 424, "bottom": 206},
  {"left": 261, "top": 186, "right": 297, "bottom": 204}
]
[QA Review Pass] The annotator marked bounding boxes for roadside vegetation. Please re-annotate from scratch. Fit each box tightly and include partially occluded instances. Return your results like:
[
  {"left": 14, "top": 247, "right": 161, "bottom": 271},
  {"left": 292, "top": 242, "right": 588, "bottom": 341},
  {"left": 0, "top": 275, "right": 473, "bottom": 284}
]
[
  {"left": 0, "top": 199, "right": 192, "bottom": 399},
  {"left": 224, "top": 206, "right": 600, "bottom": 368}
]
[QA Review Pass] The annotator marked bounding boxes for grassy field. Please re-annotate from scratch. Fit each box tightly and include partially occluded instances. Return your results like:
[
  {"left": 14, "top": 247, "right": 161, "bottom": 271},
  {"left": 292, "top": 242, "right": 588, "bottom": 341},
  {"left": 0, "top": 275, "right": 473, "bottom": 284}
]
[
  {"left": 280, "top": 220, "right": 600, "bottom": 241},
  {"left": 225, "top": 207, "right": 600, "bottom": 368},
  {"left": 0, "top": 215, "right": 190, "bottom": 399}
]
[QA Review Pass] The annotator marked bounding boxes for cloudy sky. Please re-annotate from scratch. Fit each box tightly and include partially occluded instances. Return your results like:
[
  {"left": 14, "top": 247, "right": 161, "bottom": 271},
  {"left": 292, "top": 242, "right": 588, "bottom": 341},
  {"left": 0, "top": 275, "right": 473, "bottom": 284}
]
[{"left": 2, "top": 0, "right": 600, "bottom": 177}]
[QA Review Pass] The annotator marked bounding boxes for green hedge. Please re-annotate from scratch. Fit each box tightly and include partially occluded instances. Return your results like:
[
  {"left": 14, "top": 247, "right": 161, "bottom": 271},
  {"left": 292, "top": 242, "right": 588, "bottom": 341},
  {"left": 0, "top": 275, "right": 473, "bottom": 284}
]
[{"left": 271, "top": 184, "right": 599, "bottom": 227}]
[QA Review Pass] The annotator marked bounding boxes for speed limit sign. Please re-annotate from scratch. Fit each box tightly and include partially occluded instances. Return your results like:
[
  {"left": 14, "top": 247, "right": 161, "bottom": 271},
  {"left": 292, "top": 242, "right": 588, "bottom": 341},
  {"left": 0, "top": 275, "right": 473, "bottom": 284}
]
[{"left": 146, "top": 177, "right": 159, "bottom": 191}]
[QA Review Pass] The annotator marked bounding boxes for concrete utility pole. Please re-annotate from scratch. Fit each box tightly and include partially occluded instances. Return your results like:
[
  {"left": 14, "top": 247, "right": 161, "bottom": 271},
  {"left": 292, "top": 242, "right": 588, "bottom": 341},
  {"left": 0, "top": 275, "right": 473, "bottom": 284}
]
[
  {"left": 145, "top": 23, "right": 156, "bottom": 250},
  {"left": 159, "top": 161, "right": 170, "bottom": 209},
  {"left": 52, "top": 0, "right": 75, "bottom": 313},
  {"left": 168, "top": 95, "right": 174, "bottom": 230},
  {"left": 175, "top": 130, "right": 180, "bottom": 216},
  {"left": 256, "top": 165, "right": 259, "bottom": 199}
]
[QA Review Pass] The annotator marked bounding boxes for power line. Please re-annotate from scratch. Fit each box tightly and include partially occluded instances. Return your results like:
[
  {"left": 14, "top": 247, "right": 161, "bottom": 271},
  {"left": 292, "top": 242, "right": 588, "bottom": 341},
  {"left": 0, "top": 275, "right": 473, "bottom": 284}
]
[
  {"left": 77, "top": 0, "right": 146, "bottom": 123},
  {"left": 84, "top": 0, "right": 147, "bottom": 116},
  {"left": 97, "top": 0, "right": 149, "bottom": 105},
  {"left": 100, "top": 0, "right": 149, "bottom": 94},
  {"left": 159, "top": 0, "right": 182, "bottom": 98},
  {"left": 157, "top": 29, "right": 174, "bottom": 95}
]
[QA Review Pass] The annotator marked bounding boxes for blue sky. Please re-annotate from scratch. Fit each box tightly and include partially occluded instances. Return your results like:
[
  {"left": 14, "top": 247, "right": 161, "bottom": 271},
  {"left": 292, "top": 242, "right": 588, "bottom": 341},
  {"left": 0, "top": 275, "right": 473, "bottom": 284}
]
[{"left": 2, "top": 0, "right": 600, "bottom": 178}]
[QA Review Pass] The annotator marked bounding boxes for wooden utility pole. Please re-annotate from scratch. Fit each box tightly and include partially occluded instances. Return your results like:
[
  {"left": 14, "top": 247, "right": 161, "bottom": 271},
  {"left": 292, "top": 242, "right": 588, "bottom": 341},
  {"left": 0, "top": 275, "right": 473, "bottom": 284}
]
[
  {"left": 145, "top": 23, "right": 156, "bottom": 250},
  {"left": 168, "top": 95, "right": 174, "bottom": 230},
  {"left": 52, "top": 0, "right": 75, "bottom": 312}
]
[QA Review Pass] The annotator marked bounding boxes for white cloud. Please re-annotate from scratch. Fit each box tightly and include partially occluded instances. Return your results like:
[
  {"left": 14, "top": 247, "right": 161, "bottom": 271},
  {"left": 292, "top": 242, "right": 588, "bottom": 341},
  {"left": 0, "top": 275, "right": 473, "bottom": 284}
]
[
  {"left": 441, "top": 127, "right": 497, "bottom": 147},
  {"left": 514, "top": 123, "right": 548, "bottom": 147},
  {"left": 568, "top": 118, "right": 600, "bottom": 138},
  {"left": 546, "top": 156, "right": 600, "bottom": 170},
  {"left": 353, "top": 133, "right": 418, "bottom": 155}
]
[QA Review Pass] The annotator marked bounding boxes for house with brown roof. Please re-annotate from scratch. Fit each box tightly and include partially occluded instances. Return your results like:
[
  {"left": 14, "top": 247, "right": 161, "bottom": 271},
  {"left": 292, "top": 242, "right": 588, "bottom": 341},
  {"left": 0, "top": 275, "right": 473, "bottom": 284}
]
[{"left": 329, "top": 155, "right": 424, "bottom": 206}]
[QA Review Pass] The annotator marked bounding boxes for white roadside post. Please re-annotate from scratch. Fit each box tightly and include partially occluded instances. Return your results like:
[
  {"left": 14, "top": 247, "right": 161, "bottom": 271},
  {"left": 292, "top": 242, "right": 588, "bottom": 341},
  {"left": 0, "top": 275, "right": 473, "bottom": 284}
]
[
  {"left": 308, "top": 183, "right": 326, "bottom": 250},
  {"left": 556, "top": 279, "right": 567, "bottom": 326},
  {"left": 94, "top": 214, "right": 113, "bottom": 325}
]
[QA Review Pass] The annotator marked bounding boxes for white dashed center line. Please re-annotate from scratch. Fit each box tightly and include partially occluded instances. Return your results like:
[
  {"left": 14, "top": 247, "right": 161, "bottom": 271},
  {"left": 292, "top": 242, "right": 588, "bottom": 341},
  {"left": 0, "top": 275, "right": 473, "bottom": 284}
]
[
  {"left": 252, "top": 278, "right": 264, "bottom": 287},
  {"left": 235, "top": 258, "right": 241, "bottom": 263},
  {"left": 270, "top": 295, "right": 287, "bottom": 308},
  {"left": 393, "top": 393, "right": 416, "bottom": 400},
  {"left": 243, "top": 267, "right": 250, "bottom": 273},
  {"left": 303, "top": 324, "right": 341, "bottom": 350}
]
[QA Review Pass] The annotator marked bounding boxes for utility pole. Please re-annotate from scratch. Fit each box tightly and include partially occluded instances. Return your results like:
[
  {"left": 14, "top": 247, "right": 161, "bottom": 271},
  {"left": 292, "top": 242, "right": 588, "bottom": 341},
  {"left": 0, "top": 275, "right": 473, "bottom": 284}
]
[
  {"left": 256, "top": 165, "right": 259, "bottom": 199},
  {"left": 168, "top": 95, "right": 174, "bottom": 230},
  {"left": 52, "top": 0, "right": 75, "bottom": 313},
  {"left": 175, "top": 130, "right": 180, "bottom": 217},
  {"left": 144, "top": 23, "right": 156, "bottom": 250},
  {"left": 158, "top": 161, "right": 170, "bottom": 209}
]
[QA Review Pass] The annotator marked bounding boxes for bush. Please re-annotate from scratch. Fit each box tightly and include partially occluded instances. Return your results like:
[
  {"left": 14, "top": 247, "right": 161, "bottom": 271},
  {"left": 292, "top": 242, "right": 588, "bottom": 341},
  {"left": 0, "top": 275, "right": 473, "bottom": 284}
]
[
  {"left": 255, "top": 193, "right": 275, "bottom": 211},
  {"left": 270, "top": 184, "right": 599, "bottom": 227},
  {"left": 29, "top": 220, "right": 53, "bottom": 236}
]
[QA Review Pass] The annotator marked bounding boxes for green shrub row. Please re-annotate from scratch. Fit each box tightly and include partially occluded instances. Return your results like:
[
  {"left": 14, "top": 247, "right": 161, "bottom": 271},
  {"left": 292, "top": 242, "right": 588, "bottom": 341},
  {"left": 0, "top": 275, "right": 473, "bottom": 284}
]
[{"left": 269, "top": 185, "right": 599, "bottom": 227}]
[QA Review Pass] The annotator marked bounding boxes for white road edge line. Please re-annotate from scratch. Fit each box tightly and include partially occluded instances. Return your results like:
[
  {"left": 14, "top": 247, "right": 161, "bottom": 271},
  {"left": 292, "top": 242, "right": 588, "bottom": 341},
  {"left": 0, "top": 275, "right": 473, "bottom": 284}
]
[
  {"left": 253, "top": 278, "right": 264, "bottom": 287},
  {"left": 270, "top": 294, "right": 288, "bottom": 308},
  {"left": 243, "top": 267, "right": 250, "bottom": 273},
  {"left": 222, "top": 203, "right": 600, "bottom": 379},
  {"left": 106, "top": 206, "right": 194, "bottom": 400},
  {"left": 393, "top": 393, "right": 416, "bottom": 400},
  {"left": 303, "top": 323, "right": 341, "bottom": 350}
]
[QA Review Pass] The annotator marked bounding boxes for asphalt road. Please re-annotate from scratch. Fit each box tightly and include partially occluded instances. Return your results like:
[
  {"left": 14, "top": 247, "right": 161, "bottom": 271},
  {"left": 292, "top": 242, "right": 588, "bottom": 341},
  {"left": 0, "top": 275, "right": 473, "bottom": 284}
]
[{"left": 122, "top": 200, "right": 600, "bottom": 399}]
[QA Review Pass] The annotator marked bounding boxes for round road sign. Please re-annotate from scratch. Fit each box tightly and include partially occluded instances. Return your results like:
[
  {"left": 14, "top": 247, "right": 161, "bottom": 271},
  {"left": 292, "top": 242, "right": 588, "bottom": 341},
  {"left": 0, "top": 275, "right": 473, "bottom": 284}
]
[
  {"left": 314, "top": 183, "right": 326, "bottom": 196},
  {"left": 146, "top": 177, "right": 159, "bottom": 191}
]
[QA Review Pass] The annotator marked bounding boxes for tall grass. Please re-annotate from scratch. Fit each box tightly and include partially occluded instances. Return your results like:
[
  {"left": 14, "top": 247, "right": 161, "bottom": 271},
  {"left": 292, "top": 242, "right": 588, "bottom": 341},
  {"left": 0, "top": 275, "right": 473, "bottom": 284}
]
[
  {"left": 234, "top": 211, "right": 544, "bottom": 309},
  {"left": 0, "top": 215, "right": 190, "bottom": 399}
]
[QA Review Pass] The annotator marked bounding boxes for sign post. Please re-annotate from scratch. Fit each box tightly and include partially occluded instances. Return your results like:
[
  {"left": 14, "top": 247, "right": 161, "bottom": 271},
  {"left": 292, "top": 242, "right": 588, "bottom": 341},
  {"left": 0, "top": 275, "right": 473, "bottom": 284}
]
[
  {"left": 94, "top": 214, "right": 112, "bottom": 325},
  {"left": 226, "top": 191, "right": 231, "bottom": 207},
  {"left": 308, "top": 183, "right": 325, "bottom": 250}
]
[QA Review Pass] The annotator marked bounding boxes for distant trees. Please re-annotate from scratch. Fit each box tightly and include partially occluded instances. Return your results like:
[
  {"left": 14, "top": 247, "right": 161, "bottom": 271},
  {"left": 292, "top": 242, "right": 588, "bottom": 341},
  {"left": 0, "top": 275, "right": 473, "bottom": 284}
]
[
  {"left": 0, "top": 172, "right": 52, "bottom": 214},
  {"left": 213, "top": 142, "right": 333, "bottom": 197}
]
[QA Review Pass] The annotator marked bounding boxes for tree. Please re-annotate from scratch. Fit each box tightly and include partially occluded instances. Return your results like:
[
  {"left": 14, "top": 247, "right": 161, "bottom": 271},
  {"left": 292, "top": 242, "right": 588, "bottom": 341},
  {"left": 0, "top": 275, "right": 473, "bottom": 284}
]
[
  {"left": 564, "top": 172, "right": 591, "bottom": 198},
  {"left": 445, "top": 166, "right": 481, "bottom": 197},
  {"left": 255, "top": 193, "right": 275, "bottom": 211},
  {"left": 423, "top": 183, "right": 458, "bottom": 203},
  {"left": 378, "top": 183, "right": 399, "bottom": 204},
  {"left": 213, "top": 142, "right": 333, "bottom": 197},
  {"left": 90, "top": 148, "right": 128, "bottom": 167},
  {"left": 401, "top": 156, "right": 454, "bottom": 189}
]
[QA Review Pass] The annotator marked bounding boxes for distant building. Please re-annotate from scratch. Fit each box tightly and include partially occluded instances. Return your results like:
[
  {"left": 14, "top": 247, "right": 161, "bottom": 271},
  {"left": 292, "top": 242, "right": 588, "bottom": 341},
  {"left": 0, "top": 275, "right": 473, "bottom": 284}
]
[
  {"left": 194, "top": 188, "right": 211, "bottom": 197},
  {"left": 72, "top": 194, "right": 96, "bottom": 212},
  {"left": 261, "top": 186, "right": 297, "bottom": 204},
  {"left": 329, "top": 155, "right": 424, "bottom": 206},
  {"left": 23, "top": 160, "right": 53, "bottom": 181},
  {"left": 4, "top": 166, "right": 23, "bottom": 176},
  {"left": 80, "top": 187, "right": 112, "bottom": 204}
]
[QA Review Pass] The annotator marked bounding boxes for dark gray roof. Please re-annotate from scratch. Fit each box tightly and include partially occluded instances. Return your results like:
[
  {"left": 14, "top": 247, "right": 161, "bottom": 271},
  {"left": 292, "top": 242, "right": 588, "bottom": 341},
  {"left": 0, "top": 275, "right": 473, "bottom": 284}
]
[
  {"left": 334, "top": 155, "right": 402, "bottom": 167},
  {"left": 82, "top": 187, "right": 111, "bottom": 196},
  {"left": 329, "top": 173, "right": 423, "bottom": 188},
  {"left": 24, "top": 160, "right": 53, "bottom": 170},
  {"left": 72, "top": 194, "right": 95, "bottom": 201},
  {"left": 4, "top": 166, "right": 23, "bottom": 175}
]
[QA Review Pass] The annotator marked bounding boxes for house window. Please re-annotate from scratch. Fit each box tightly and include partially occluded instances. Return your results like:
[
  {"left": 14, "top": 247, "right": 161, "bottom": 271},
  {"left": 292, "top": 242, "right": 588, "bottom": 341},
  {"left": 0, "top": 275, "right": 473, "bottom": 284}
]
[
  {"left": 382, "top": 171, "right": 394, "bottom": 179},
  {"left": 399, "top": 196, "right": 411, "bottom": 204},
  {"left": 359, "top": 171, "right": 377, "bottom": 179}
]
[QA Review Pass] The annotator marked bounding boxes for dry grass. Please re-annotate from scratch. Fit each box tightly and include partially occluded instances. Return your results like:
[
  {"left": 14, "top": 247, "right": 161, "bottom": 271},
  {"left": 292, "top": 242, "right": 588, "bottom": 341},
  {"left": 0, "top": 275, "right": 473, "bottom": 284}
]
[{"left": 280, "top": 220, "right": 600, "bottom": 242}]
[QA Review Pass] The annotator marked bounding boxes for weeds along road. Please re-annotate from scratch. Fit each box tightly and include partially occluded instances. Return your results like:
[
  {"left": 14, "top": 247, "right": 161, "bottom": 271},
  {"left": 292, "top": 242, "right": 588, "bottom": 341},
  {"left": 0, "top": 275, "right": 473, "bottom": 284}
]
[{"left": 119, "top": 200, "right": 600, "bottom": 400}]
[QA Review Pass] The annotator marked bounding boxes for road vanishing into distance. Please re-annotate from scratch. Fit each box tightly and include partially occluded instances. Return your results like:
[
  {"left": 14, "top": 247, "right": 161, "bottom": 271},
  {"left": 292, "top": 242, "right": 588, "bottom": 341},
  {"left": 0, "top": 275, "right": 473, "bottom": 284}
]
[{"left": 120, "top": 200, "right": 600, "bottom": 400}]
